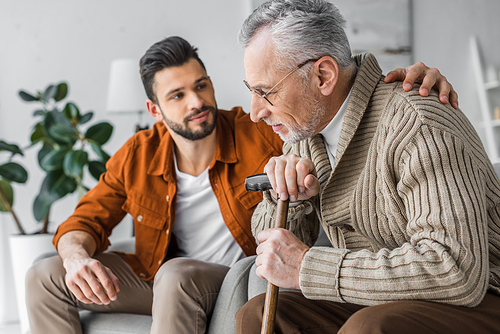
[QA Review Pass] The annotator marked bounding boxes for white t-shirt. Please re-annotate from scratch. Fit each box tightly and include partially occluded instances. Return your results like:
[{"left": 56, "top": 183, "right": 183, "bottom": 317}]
[
  {"left": 171, "top": 156, "right": 245, "bottom": 267},
  {"left": 319, "top": 88, "right": 352, "bottom": 168}
]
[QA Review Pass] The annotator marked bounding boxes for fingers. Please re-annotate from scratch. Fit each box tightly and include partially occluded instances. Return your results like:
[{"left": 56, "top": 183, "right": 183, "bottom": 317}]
[
  {"left": 264, "top": 154, "right": 318, "bottom": 202},
  {"left": 418, "top": 67, "right": 442, "bottom": 97},
  {"left": 303, "top": 174, "right": 320, "bottom": 198},
  {"left": 67, "top": 269, "right": 104, "bottom": 305},
  {"left": 66, "top": 282, "right": 93, "bottom": 304},
  {"left": 450, "top": 89, "right": 459, "bottom": 109},
  {"left": 384, "top": 68, "right": 406, "bottom": 85},
  {"left": 402, "top": 62, "right": 428, "bottom": 92},
  {"left": 93, "top": 264, "right": 118, "bottom": 302},
  {"left": 66, "top": 261, "right": 119, "bottom": 305},
  {"left": 255, "top": 229, "right": 277, "bottom": 279},
  {"left": 386, "top": 61, "right": 459, "bottom": 109},
  {"left": 104, "top": 267, "right": 120, "bottom": 293},
  {"left": 257, "top": 229, "right": 273, "bottom": 245},
  {"left": 254, "top": 229, "right": 309, "bottom": 289}
]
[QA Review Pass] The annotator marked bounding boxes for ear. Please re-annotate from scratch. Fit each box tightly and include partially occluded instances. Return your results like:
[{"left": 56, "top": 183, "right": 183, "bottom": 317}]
[
  {"left": 146, "top": 99, "right": 164, "bottom": 122},
  {"left": 313, "top": 57, "right": 338, "bottom": 96}
]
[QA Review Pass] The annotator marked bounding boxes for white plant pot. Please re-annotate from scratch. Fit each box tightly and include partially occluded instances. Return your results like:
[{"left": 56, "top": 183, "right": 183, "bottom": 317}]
[{"left": 9, "top": 233, "right": 55, "bottom": 334}]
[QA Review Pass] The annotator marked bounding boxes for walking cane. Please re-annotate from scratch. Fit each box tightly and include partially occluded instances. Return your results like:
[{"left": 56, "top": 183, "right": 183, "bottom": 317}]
[{"left": 245, "top": 173, "right": 290, "bottom": 334}]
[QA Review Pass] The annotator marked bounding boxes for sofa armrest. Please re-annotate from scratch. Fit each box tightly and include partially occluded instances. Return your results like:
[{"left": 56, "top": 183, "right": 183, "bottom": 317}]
[{"left": 207, "top": 256, "right": 257, "bottom": 334}]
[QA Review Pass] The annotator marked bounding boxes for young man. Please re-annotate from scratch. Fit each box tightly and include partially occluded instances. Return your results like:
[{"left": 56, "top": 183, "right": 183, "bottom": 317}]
[
  {"left": 25, "top": 36, "right": 458, "bottom": 334},
  {"left": 237, "top": 1, "right": 500, "bottom": 333}
]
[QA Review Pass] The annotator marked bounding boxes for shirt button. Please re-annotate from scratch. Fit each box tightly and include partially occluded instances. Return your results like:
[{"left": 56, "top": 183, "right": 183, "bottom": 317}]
[
  {"left": 166, "top": 195, "right": 170, "bottom": 202},
  {"left": 137, "top": 215, "right": 143, "bottom": 222},
  {"left": 343, "top": 224, "right": 355, "bottom": 232},
  {"left": 158, "top": 260, "right": 163, "bottom": 265},
  {"left": 139, "top": 273, "right": 146, "bottom": 278}
]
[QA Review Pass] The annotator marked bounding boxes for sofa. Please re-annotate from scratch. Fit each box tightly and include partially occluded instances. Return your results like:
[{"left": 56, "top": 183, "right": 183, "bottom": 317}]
[{"left": 77, "top": 255, "right": 263, "bottom": 334}]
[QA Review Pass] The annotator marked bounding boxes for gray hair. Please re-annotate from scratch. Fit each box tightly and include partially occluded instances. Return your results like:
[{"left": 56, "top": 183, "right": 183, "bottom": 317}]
[{"left": 238, "top": 0, "right": 355, "bottom": 72}]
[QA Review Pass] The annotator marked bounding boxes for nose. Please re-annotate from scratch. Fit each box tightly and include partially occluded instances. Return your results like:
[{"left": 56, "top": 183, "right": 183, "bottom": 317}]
[
  {"left": 188, "top": 91, "right": 204, "bottom": 110},
  {"left": 249, "top": 95, "right": 271, "bottom": 123}
]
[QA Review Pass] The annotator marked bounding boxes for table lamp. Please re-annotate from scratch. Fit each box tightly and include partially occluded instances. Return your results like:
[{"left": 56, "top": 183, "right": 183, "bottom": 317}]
[{"left": 106, "top": 58, "right": 149, "bottom": 132}]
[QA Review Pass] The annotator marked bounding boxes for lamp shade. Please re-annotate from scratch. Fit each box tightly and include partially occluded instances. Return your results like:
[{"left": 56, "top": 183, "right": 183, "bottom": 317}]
[{"left": 106, "top": 58, "right": 147, "bottom": 113}]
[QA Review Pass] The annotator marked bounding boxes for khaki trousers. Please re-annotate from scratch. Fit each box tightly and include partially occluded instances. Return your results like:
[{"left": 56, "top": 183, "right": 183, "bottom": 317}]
[
  {"left": 236, "top": 291, "right": 500, "bottom": 334},
  {"left": 26, "top": 252, "right": 229, "bottom": 334}
]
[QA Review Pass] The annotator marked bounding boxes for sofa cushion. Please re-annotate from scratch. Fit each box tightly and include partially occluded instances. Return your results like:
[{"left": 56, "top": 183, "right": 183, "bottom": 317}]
[{"left": 80, "top": 310, "right": 152, "bottom": 334}]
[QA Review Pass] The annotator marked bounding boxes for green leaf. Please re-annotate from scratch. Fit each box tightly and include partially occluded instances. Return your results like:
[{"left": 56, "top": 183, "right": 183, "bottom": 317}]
[
  {"left": 43, "top": 85, "right": 57, "bottom": 101},
  {"left": 46, "top": 109, "right": 72, "bottom": 127},
  {"left": 54, "top": 82, "right": 68, "bottom": 102},
  {"left": 33, "top": 195, "right": 50, "bottom": 222},
  {"left": 79, "top": 112, "right": 94, "bottom": 125},
  {"left": 0, "top": 162, "right": 28, "bottom": 183},
  {"left": 85, "top": 122, "right": 113, "bottom": 145},
  {"left": 39, "top": 148, "right": 69, "bottom": 171},
  {"left": 37, "top": 143, "right": 54, "bottom": 166},
  {"left": 0, "top": 179, "right": 14, "bottom": 212},
  {"left": 88, "top": 160, "right": 106, "bottom": 181},
  {"left": 33, "top": 170, "right": 77, "bottom": 221},
  {"left": 48, "top": 123, "right": 78, "bottom": 144},
  {"left": 89, "top": 141, "right": 111, "bottom": 162},
  {"left": 18, "top": 90, "right": 39, "bottom": 102},
  {"left": 44, "top": 111, "right": 72, "bottom": 145},
  {"left": 62, "top": 102, "right": 80, "bottom": 121},
  {"left": 30, "top": 122, "right": 46, "bottom": 144},
  {"left": 33, "top": 109, "right": 46, "bottom": 117},
  {"left": 0, "top": 140, "right": 23, "bottom": 156},
  {"left": 63, "top": 149, "right": 88, "bottom": 178}
]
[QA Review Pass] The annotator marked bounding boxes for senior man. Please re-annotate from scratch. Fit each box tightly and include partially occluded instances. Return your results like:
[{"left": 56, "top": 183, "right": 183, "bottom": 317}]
[
  {"left": 236, "top": 1, "right": 500, "bottom": 333},
  {"left": 25, "top": 29, "right": 459, "bottom": 334}
]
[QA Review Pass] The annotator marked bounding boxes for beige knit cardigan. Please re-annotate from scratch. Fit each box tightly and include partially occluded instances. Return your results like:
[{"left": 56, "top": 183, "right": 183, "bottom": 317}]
[{"left": 252, "top": 53, "right": 500, "bottom": 307}]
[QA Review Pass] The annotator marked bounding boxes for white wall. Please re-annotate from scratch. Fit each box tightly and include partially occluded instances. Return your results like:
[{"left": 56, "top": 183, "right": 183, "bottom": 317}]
[
  {"left": 1, "top": 0, "right": 500, "bottom": 325},
  {"left": 412, "top": 0, "right": 500, "bottom": 142}
]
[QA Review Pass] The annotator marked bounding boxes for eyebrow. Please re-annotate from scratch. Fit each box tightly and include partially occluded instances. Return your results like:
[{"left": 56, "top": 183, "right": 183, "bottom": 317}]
[
  {"left": 165, "top": 76, "right": 209, "bottom": 97},
  {"left": 247, "top": 80, "right": 268, "bottom": 90}
]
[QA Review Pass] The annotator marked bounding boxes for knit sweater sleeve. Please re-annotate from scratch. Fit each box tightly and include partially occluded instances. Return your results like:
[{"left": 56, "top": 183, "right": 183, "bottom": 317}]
[{"left": 300, "top": 93, "right": 493, "bottom": 307}]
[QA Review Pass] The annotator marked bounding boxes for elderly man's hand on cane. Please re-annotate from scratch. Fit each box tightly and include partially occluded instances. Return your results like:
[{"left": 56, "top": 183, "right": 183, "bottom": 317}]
[
  {"left": 245, "top": 156, "right": 318, "bottom": 333},
  {"left": 255, "top": 228, "right": 309, "bottom": 289}
]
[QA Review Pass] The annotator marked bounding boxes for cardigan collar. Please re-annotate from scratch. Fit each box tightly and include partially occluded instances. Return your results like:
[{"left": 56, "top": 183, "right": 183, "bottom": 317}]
[{"left": 334, "top": 53, "right": 383, "bottom": 167}]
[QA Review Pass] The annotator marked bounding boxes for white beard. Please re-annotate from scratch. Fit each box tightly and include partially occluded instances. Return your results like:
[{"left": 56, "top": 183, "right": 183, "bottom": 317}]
[{"left": 278, "top": 90, "right": 327, "bottom": 144}]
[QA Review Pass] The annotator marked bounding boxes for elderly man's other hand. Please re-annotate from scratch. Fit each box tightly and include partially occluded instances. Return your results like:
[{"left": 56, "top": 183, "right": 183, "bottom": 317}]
[
  {"left": 255, "top": 228, "right": 309, "bottom": 289},
  {"left": 264, "top": 154, "right": 320, "bottom": 202},
  {"left": 385, "top": 62, "right": 459, "bottom": 110}
]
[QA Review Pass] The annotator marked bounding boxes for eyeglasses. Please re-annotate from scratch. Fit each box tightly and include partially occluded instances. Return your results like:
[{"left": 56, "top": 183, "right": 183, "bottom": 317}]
[{"left": 243, "top": 58, "right": 320, "bottom": 106}]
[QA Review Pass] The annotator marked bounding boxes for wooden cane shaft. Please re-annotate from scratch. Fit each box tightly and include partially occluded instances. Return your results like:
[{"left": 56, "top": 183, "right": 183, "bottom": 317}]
[
  {"left": 261, "top": 282, "right": 279, "bottom": 334},
  {"left": 260, "top": 198, "right": 289, "bottom": 334},
  {"left": 275, "top": 198, "right": 289, "bottom": 229}
]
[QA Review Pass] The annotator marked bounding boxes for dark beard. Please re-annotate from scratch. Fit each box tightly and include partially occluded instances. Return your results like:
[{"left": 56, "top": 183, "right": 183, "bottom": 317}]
[{"left": 160, "top": 105, "right": 218, "bottom": 141}]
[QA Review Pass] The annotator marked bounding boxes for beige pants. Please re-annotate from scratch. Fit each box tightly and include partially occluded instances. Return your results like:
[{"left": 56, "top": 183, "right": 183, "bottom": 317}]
[{"left": 26, "top": 252, "right": 229, "bottom": 334}]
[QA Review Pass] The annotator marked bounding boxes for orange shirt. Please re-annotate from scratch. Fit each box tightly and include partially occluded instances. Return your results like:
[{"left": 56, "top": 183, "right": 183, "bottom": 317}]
[{"left": 53, "top": 108, "right": 282, "bottom": 280}]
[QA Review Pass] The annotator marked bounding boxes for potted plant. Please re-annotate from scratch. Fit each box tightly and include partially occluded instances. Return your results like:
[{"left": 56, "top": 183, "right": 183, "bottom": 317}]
[
  {"left": 19, "top": 81, "right": 114, "bottom": 230},
  {"left": 5, "top": 81, "right": 114, "bottom": 333}
]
